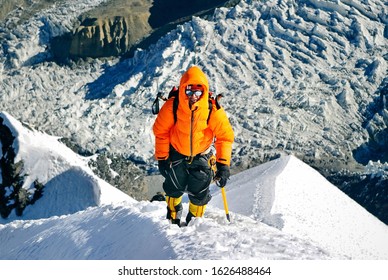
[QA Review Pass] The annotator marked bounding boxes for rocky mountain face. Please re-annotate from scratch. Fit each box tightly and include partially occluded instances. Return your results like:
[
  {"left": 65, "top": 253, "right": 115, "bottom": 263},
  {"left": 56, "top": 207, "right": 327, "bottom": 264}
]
[
  {"left": 53, "top": 0, "right": 153, "bottom": 59},
  {"left": 51, "top": 0, "right": 238, "bottom": 59},
  {"left": 68, "top": 14, "right": 152, "bottom": 58}
]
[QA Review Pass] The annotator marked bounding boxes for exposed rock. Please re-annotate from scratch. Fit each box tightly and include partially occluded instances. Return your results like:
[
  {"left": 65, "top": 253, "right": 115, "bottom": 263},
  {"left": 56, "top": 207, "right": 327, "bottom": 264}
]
[
  {"left": 0, "top": 117, "right": 45, "bottom": 218},
  {"left": 69, "top": 15, "right": 152, "bottom": 58},
  {"left": 51, "top": 0, "right": 239, "bottom": 59},
  {"left": 68, "top": 0, "right": 153, "bottom": 58}
]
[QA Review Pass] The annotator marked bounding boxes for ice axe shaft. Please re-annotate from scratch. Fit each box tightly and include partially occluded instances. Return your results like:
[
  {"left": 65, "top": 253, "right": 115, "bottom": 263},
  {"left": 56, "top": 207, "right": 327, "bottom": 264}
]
[{"left": 221, "top": 187, "right": 230, "bottom": 222}]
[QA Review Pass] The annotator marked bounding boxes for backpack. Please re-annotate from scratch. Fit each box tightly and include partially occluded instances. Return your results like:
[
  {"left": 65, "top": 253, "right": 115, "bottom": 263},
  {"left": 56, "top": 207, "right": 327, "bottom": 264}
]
[{"left": 151, "top": 86, "right": 222, "bottom": 124}]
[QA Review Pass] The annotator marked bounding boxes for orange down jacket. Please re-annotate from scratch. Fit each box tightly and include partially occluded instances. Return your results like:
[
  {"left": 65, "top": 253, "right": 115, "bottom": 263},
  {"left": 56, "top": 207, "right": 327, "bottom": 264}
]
[{"left": 153, "top": 66, "right": 234, "bottom": 166}]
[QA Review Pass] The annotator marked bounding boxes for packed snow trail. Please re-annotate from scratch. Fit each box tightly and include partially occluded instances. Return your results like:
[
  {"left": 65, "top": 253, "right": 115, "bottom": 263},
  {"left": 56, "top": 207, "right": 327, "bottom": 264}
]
[{"left": 0, "top": 201, "right": 332, "bottom": 260}]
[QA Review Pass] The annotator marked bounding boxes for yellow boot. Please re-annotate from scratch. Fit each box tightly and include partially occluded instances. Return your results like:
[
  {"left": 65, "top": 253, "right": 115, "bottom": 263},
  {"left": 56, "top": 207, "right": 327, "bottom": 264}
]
[
  {"left": 186, "top": 202, "right": 207, "bottom": 224},
  {"left": 166, "top": 196, "right": 183, "bottom": 225}
]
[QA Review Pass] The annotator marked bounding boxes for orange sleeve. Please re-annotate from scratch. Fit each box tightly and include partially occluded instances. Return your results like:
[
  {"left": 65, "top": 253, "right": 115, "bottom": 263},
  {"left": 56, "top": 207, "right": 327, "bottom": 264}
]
[
  {"left": 209, "top": 108, "right": 234, "bottom": 166},
  {"left": 152, "top": 98, "right": 175, "bottom": 160}
]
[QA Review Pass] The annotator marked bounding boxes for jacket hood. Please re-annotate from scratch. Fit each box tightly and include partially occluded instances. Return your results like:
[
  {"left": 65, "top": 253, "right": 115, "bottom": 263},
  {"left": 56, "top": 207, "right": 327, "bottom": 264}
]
[
  {"left": 179, "top": 66, "right": 209, "bottom": 90},
  {"left": 178, "top": 66, "right": 209, "bottom": 112}
]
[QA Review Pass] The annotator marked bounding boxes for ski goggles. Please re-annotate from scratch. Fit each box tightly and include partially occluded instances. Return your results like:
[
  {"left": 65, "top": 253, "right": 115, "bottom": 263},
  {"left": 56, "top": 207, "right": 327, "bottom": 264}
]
[
  {"left": 185, "top": 84, "right": 204, "bottom": 97},
  {"left": 185, "top": 89, "right": 203, "bottom": 97}
]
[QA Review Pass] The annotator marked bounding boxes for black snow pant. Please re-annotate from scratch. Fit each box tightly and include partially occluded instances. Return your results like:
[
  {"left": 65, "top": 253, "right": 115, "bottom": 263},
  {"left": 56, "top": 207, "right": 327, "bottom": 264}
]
[{"left": 162, "top": 147, "right": 213, "bottom": 206}]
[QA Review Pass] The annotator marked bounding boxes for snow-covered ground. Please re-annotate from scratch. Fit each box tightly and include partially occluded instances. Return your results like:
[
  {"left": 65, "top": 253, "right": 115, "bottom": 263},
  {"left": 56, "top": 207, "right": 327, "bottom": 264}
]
[{"left": 1, "top": 111, "right": 387, "bottom": 261}]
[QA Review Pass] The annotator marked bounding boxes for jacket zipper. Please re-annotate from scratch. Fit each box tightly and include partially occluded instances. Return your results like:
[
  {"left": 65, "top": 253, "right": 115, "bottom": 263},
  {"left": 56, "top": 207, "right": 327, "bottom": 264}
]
[{"left": 190, "top": 110, "right": 195, "bottom": 157}]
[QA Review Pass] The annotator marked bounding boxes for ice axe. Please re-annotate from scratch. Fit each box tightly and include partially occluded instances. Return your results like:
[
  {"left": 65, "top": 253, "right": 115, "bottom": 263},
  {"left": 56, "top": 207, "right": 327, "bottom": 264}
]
[
  {"left": 221, "top": 187, "right": 230, "bottom": 222},
  {"left": 212, "top": 156, "right": 230, "bottom": 222}
]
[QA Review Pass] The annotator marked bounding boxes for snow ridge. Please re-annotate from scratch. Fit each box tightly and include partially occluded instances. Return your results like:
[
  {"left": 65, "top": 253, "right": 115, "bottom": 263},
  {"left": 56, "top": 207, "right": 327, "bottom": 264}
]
[
  {"left": 0, "top": 111, "right": 133, "bottom": 222},
  {"left": 211, "top": 155, "right": 388, "bottom": 259}
]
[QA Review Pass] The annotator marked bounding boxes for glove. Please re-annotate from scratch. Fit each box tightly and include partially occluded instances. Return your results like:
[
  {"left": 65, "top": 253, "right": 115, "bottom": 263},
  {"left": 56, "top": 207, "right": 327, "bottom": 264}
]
[
  {"left": 215, "top": 162, "right": 230, "bottom": 187},
  {"left": 158, "top": 159, "right": 170, "bottom": 178}
]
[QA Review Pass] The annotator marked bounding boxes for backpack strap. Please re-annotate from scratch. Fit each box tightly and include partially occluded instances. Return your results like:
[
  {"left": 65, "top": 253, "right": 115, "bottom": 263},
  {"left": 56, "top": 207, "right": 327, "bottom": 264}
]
[
  {"left": 206, "top": 93, "right": 222, "bottom": 123},
  {"left": 168, "top": 86, "right": 179, "bottom": 98},
  {"left": 207, "top": 98, "right": 213, "bottom": 124},
  {"left": 173, "top": 93, "right": 179, "bottom": 124},
  {"left": 151, "top": 91, "right": 164, "bottom": 115},
  {"left": 165, "top": 87, "right": 179, "bottom": 124}
]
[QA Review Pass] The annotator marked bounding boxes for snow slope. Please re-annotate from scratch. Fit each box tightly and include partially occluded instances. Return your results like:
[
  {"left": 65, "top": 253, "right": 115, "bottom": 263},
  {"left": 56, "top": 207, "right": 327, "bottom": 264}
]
[
  {"left": 0, "top": 111, "right": 133, "bottom": 221},
  {"left": 1, "top": 111, "right": 387, "bottom": 260},
  {"left": 211, "top": 155, "right": 388, "bottom": 259}
]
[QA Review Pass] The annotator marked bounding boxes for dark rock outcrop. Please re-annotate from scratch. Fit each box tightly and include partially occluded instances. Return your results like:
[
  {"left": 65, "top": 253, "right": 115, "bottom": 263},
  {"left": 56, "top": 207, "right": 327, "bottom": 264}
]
[
  {"left": 69, "top": 15, "right": 152, "bottom": 58},
  {"left": 0, "top": 116, "right": 44, "bottom": 218},
  {"left": 51, "top": 0, "right": 239, "bottom": 60},
  {"left": 67, "top": 0, "right": 153, "bottom": 58}
]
